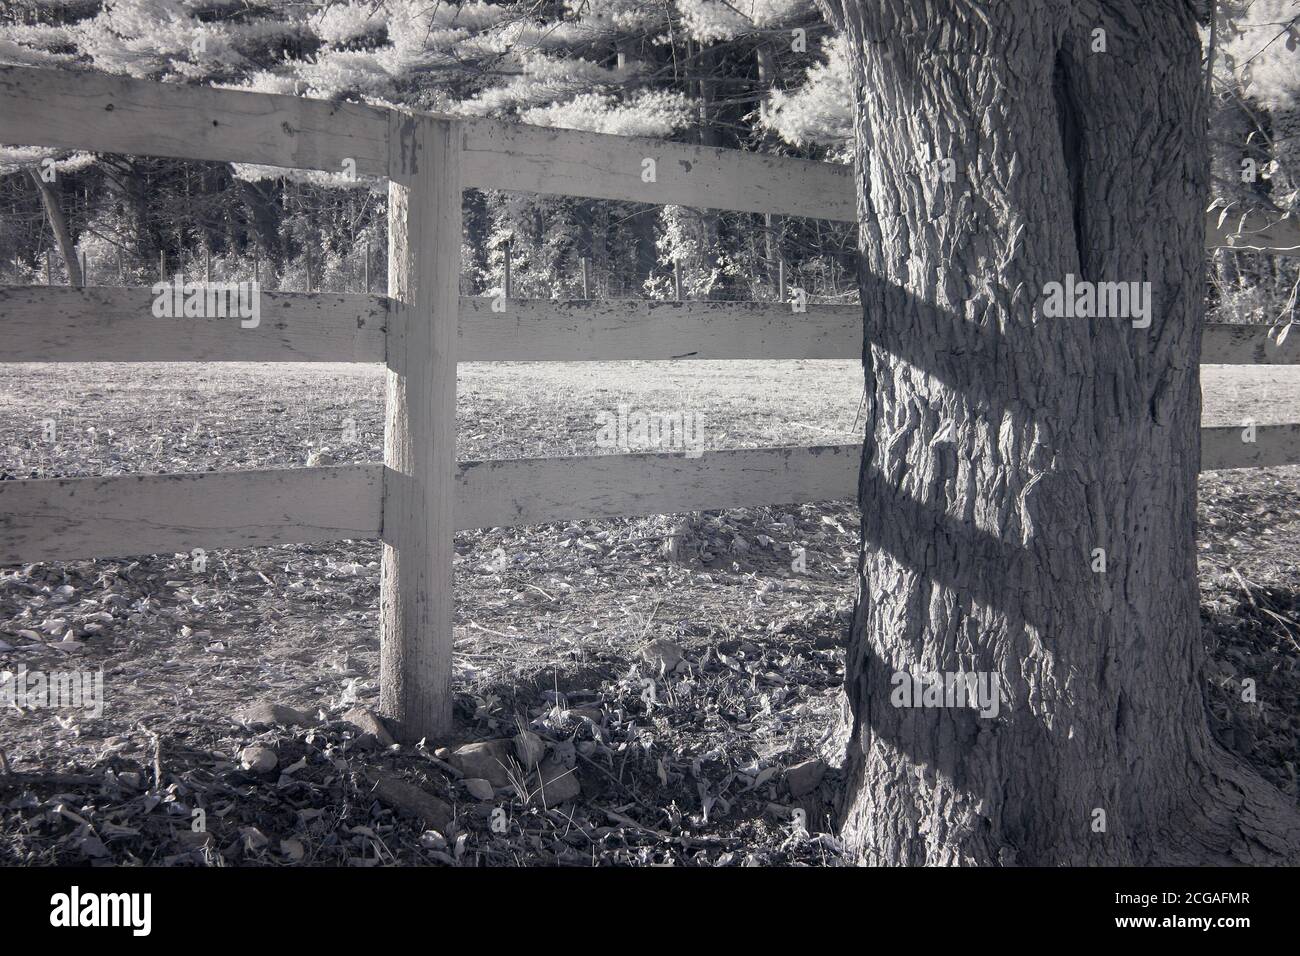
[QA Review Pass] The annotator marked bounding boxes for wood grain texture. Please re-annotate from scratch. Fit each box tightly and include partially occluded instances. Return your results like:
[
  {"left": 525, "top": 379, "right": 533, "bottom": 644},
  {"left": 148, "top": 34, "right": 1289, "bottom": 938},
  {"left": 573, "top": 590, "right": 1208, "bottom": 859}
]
[
  {"left": 459, "top": 117, "right": 857, "bottom": 221},
  {"left": 0, "top": 465, "right": 382, "bottom": 563},
  {"left": 2, "top": 425, "right": 1294, "bottom": 565},
  {"left": 8, "top": 287, "right": 1295, "bottom": 369},
  {"left": 1201, "top": 424, "right": 1300, "bottom": 470},
  {"left": 0, "top": 65, "right": 389, "bottom": 175},
  {"left": 5, "top": 288, "right": 1295, "bottom": 368},
  {"left": 453, "top": 445, "right": 861, "bottom": 529},
  {"left": 457, "top": 298, "right": 862, "bottom": 361},
  {"left": 380, "top": 112, "right": 461, "bottom": 741},
  {"left": 0, "top": 285, "right": 388, "bottom": 362},
  {"left": 1200, "top": 324, "right": 1298, "bottom": 365}
]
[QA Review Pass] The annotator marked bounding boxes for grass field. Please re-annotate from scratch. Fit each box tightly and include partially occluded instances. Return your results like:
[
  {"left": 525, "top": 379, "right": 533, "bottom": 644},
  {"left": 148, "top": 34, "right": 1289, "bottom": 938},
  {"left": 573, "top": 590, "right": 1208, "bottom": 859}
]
[{"left": 0, "top": 360, "right": 1297, "bottom": 865}]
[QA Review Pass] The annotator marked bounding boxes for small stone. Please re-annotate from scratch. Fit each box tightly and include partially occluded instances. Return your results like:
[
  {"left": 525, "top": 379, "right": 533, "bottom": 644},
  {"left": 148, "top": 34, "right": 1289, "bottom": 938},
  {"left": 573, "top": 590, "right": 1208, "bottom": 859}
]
[
  {"left": 306, "top": 450, "right": 336, "bottom": 467},
  {"left": 513, "top": 730, "right": 545, "bottom": 769},
  {"left": 369, "top": 773, "right": 453, "bottom": 832},
  {"left": 240, "top": 745, "right": 278, "bottom": 774},
  {"left": 280, "top": 837, "right": 306, "bottom": 862},
  {"left": 463, "top": 777, "right": 495, "bottom": 801},
  {"left": 77, "top": 833, "right": 110, "bottom": 859},
  {"left": 529, "top": 757, "right": 580, "bottom": 807},
  {"left": 343, "top": 706, "right": 396, "bottom": 748},
  {"left": 566, "top": 706, "right": 604, "bottom": 725},
  {"left": 450, "top": 739, "right": 517, "bottom": 787},
  {"left": 785, "top": 758, "right": 827, "bottom": 797},
  {"left": 241, "top": 702, "right": 315, "bottom": 728},
  {"left": 641, "top": 638, "right": 685, "bottom": 673}
]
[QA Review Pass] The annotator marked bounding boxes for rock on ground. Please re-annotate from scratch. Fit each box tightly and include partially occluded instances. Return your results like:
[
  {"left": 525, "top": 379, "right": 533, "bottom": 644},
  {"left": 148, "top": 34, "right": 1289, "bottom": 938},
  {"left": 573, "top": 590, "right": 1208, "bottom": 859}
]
[
  {"left": 641, "top": 638, "right": 685, "bottom": 673},
  {"left": 785, "top": 758, "right": 828, "bottom": 798},
  {"left": 241, "top": 702, "right": 316, "bottom": 729},
  {"left": 513, "top": 730, "right": 545, "bottom": 769},
  {"left": 239, "top": 745, "right": 278, "bottom": 774},
  {"left": 528, "top": 758, "right": 580, "bottom": 807},
  {"left": 367, "top": 773, "right": 453, "bottom": 832},
  {"left": 450, "top": 739, "right": 517, "bottom": 787},
  {"left": 342, "top": 706, "right": 396, "bottom": 748}
]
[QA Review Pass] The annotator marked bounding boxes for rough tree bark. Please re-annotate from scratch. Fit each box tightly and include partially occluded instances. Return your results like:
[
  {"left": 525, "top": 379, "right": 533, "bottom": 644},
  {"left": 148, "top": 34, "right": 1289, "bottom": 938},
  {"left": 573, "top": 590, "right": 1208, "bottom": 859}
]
[{"left": 817, "top": 0, "right": 1300, "bottom": 864}]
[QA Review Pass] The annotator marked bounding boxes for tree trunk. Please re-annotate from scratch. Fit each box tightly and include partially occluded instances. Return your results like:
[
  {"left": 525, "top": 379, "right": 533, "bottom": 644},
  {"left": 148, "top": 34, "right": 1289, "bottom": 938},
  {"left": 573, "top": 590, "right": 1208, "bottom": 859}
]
[
  {"left": 28, "top": 168, "right": 81, "bottom": 286},
  {"left": 823, "top": 0, "right": 1299, "bottom": 865}
]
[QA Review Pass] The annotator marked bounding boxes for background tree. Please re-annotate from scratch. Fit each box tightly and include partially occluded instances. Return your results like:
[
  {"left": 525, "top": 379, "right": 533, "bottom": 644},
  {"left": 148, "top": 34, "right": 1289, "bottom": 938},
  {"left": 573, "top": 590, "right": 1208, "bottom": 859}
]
[{"left": 0, "top": 0, "right": 861, "bottom": 299}]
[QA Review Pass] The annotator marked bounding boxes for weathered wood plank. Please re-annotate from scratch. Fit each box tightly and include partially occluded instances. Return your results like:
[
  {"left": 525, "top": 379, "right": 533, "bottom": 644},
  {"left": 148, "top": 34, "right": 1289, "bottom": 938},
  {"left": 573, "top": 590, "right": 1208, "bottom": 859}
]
[
  {"left": 380, "top": 113, "right": 461, "bottom": 741},
  {"left": 0, "top": 285, "right": 387, "bottom": 362},
  {"left": 1205, "top": 207, "right": 1300, "bottom": 255},
  {"left": 0, "top": 465, "right": 382, "bottom": 563},
  {"left": 0, "top": 65, "right": 389, "bottom": 176},
  {"left": 457, "top": 298, "right": 862, "bottom": 361},
  {"left": 453, "top": 445, "right": 861, "bottom": 529},
  {"left": 1200, "top": 324, "right": 1298, "bottom": 365},
  {"left": 2, "top": 427, "right": 1294, "bottom": 565},
  {"left": 460, "top": 118, "right": 857, "bottom": 221},
  {"left": 7, "top": 290, "right": 1292, "bottom": 367},
  {"left": 1201, "top": 424, "right": 1300, "bottom": 470}
]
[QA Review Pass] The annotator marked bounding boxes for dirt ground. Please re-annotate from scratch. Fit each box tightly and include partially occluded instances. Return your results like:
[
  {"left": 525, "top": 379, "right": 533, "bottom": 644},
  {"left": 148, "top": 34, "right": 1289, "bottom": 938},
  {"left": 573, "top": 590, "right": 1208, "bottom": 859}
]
[{"left": 0, "top": 360, "right": 1296, "bottom": 865}]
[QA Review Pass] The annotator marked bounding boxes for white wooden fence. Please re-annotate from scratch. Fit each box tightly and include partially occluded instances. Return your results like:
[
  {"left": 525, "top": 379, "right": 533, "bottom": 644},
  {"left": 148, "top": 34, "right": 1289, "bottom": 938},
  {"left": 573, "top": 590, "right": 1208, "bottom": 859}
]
[{"left": 1, "top": 66, "right": 1298, "bottom": 740}]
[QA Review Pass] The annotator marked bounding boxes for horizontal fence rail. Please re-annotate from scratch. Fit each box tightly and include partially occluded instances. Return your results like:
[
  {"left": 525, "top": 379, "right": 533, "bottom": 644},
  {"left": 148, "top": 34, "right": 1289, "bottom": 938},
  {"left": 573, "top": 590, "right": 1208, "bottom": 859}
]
[
  {"left": 455, "top": 297, "right": 863, "bottom": 361},
  {"left": 459, "top": 120, "right": 854, "bottom": 220},
  {"left": 4, "top": 427, "right": 1296, "bottom": 561},
  {"left": 6, "top": 65, "right": 1300, "bottom": 243},
  {"left": 454, "top": 445, "right": 860, "bottom": 528},
  {"left": 0, "top": 65, "right": 849, "bottom": 219},
  {"left": 0, "top": 66, "right": 390, "bottom": 177},
  {"left": 1, "top": 286, "right": 388, "bottom": 362},
  {"left": 1201, "top": 423, "right": 1300, "bottom": 470},
  {"left": 0, "top": 465, "right": 382, "bottom": 563},
  {"left": 5, "top": 285, "right": 1297, "bottom": 365}
]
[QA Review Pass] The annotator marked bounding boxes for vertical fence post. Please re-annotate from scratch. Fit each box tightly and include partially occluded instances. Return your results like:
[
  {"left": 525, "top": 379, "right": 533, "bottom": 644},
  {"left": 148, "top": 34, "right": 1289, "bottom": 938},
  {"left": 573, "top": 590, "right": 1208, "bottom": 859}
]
[
  {"left": 581, "top": 256, "right": 591, "bottom": 299},
  {"left": 673, "top": 260, "right": 683, "bottom": 301},
  {"left": 364, "top": 239, "right": 371, "bottom": 293},
  {"left": 381, "top": 111, "right": 461, "bottom": 742}
]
